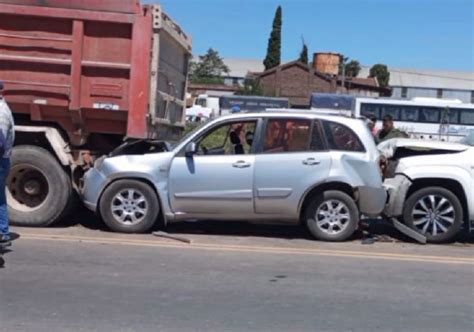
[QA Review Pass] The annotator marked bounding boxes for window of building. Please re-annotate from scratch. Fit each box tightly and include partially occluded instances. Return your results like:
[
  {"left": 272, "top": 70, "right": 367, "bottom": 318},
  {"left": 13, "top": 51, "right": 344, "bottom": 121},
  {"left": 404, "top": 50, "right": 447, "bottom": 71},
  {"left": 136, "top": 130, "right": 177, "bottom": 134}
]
[
  {"left": 323, "top": 121, "right": 365, "bottom": 152},
  {"left": 471, "top": 91, "right": 474, "bottom": 104},
  {"left": 401, "top": 87, "right": 408, "bottom": 98},
  {"left": 263, "top": 119, "right": 311, "bottom": 153},
  {"left": 437, "top": 89, "right": 443, "bottom": 99}
]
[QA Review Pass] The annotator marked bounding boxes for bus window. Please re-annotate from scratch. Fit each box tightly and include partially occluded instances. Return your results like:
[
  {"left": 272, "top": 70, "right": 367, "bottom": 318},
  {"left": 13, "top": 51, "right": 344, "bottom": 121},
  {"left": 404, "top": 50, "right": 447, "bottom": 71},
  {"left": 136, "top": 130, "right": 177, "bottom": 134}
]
[
  {"left": 419, "top": 107, "right": 440, "bottom": 123},
  {"left": 442, "top": 108, "right": 459, "bottom": 124},
  {"left": 381, "top": 105, "right": 400, "bottom": 120},
  {"left": 360, "top": 103, "right": 380, "bottom": 118},
  {"left": 460, "top": 110, "right": 474, "bottom": 125},
  {"left": 400, "top": 106, "right": 419, "bottom": 122}
]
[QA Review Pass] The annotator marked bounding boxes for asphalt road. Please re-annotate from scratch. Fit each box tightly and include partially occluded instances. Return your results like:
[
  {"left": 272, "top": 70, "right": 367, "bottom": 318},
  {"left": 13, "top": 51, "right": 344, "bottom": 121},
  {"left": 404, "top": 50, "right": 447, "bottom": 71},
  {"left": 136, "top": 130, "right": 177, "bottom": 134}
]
[{"left": 1, "top": 232, "right": 473, "bottom": 332}]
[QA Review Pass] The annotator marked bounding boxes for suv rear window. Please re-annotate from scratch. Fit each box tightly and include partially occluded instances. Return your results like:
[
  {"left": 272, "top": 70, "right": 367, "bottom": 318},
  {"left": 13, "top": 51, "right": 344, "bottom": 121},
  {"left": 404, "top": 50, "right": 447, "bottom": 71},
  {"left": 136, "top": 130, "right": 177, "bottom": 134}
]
[
  {"left": 323, "top": 121, "right": 365, "bottom": 152},
  {"left": 263, "top": 119, "right": 311, "bottom": 153}
]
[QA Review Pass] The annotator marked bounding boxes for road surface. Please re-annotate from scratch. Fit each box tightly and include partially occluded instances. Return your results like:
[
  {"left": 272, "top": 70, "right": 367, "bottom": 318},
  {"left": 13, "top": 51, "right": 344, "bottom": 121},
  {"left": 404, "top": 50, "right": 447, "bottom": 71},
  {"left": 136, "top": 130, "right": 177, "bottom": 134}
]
[{"left": 1, "top": 224, "right": 473, "bottom": 331}]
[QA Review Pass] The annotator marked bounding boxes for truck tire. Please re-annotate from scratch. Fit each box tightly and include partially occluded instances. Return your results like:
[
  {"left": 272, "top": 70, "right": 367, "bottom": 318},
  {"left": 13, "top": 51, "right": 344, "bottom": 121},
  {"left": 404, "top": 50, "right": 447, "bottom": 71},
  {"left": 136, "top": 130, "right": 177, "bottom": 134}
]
[
  {"left": 304, "top": 190, "right": 359, "bottom": 242},
  {"left": 99, "top": 179, "right": 160, "bottom": 233},
  {"left": 7, "top": 146, "right": 72, "bottom": 227},
  {"left": 403, "top": 187, "right": 463, "bottom": 243}
]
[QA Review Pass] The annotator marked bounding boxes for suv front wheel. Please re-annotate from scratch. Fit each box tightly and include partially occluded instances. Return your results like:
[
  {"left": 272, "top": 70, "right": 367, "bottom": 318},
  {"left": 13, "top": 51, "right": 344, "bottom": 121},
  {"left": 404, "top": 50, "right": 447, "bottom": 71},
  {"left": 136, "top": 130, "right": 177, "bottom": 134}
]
[
  {"left": 100, "top": 179, "right": 160, "bottom": 233},
  {"left": 304, "top": 190, "right": 359, "bottom": 241},
  {"left": 402, "top": 187, "right": 463, "bottom": 243}
]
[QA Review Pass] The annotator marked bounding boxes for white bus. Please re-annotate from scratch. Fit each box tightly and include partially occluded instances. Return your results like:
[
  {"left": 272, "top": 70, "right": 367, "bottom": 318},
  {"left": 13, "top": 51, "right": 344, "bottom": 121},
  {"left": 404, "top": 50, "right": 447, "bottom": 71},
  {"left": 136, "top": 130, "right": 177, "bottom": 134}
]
[
  {"left": 310, "top": 93, "right": 474, "bottom": 142},
  {"left": 357, "top": 97, "right": 474, "bottom": 142}
]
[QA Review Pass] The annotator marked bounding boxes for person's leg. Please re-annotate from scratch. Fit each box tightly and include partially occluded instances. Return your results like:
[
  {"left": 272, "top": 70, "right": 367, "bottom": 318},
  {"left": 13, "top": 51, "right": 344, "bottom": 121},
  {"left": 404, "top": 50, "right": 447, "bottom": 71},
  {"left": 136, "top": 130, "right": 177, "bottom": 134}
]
[{"left": 0, "top": 158, "right": 10, "bottom": 242}]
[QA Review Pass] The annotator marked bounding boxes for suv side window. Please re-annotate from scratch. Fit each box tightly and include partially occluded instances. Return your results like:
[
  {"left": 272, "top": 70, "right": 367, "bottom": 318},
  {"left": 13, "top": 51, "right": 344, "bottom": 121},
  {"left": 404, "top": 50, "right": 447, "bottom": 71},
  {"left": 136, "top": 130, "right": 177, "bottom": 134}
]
[
  {"left": 310, "top": 120, "right": 325, "bottom": 151},
  {"left": 323, "top": 121, "right": 365, "bottom": 152},
  {"left": 263, "top": 118, "right": 311, "bottom": 153},
  {"left": 196, "top": 120, "right": 257, "bottom": 155}
]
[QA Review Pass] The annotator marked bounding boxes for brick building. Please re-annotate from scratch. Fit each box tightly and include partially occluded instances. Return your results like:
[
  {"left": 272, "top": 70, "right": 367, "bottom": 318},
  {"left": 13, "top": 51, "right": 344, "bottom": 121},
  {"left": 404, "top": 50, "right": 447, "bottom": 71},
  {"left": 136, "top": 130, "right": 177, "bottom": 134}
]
[
  {"left": 257, "top": 60, "right": 338, "bottom": 107},
  {"left": 257, "top": 58, "right": 389, "bottom": 108}
]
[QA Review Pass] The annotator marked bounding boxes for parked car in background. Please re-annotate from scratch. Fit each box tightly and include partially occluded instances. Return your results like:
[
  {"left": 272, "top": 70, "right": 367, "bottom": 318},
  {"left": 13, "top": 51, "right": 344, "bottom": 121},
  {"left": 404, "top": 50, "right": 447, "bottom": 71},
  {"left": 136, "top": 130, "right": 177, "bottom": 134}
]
[
  {"left": 381, "top": 139, "right": 474, "bottom": 243},
  {"left": 82, "top": 112, "right": 386, "bottom": 241}
]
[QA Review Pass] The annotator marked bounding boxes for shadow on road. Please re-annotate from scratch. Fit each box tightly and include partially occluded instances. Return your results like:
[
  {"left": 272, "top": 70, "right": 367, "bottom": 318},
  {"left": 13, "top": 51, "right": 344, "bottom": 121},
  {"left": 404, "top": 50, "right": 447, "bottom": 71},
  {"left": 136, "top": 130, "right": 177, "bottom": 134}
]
[{"left": 50, "top": 205, "right": 474, "bottom": 245}]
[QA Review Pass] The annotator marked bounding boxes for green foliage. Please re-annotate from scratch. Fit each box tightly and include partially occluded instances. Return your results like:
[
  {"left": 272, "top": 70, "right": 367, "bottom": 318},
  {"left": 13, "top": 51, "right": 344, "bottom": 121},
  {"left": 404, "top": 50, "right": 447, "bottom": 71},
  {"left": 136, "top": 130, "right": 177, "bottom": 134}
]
[
  {"left": 235, "top": 78, "right": 265, "bottom": 96},
  {"left": 263, "top": 6, "right": 282, "bottom": 70},
  {"left": 369, "top": 64, "right": 390, "bottom": 87},
  {"left": 338, "top": 56, "right": 361, "bottom": 77},
  {"left": 298, "top": 39, "right": 308, "bottom": 64},
  {"left": 189, "top": 48, "right": 230, "bottom": 84},
  {"left": 345, "top": 60, "right": 361, "bottom": 78}
]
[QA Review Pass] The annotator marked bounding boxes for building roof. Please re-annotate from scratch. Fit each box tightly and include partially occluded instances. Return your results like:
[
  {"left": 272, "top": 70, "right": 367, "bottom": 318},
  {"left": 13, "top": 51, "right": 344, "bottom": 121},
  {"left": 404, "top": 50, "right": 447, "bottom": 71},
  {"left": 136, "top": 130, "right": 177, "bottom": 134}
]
[
  {"left": 222, "top": 58, "right": 474, "bottom": 91},
  {"left": 222, "top": 58, "right": 266, "bottom": 78},
  {"left": 359, "top": 66, "right": 474, "bottom": 91}
]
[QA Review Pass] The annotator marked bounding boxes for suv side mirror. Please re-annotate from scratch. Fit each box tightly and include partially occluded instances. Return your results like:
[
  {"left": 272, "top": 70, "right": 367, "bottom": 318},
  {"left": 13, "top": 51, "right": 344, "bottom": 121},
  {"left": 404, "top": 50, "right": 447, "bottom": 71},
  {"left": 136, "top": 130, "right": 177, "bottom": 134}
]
[{"left": 185, "top": 142, "right": 197, "bottom": 157}]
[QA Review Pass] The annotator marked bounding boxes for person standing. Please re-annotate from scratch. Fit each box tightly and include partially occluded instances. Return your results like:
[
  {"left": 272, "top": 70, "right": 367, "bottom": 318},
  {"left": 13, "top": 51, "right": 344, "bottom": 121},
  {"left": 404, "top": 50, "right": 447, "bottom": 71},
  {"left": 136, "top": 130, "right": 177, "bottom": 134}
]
[
  {"left": 376, "top": 114, "right": 408, "bottom": 143},
  {"left": 367, "top": 114, "right": 378, "bottom": 137},
  {"left": 0, "top": 81, "right": 15, "bottom": 247}
]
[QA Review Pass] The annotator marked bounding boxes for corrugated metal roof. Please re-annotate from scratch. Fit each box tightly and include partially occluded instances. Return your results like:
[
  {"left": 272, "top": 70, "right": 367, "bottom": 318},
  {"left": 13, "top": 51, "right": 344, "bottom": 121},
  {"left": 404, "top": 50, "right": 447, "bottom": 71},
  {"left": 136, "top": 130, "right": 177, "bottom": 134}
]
[
  {"left": 359, "top": 66, "right": 474, "bottom": 90},
  {"left": 223, "top": 58, "right": 265, "bottom": 78},
  {"left": 223, "top": 58, "right": 474, "bottom": 91}
]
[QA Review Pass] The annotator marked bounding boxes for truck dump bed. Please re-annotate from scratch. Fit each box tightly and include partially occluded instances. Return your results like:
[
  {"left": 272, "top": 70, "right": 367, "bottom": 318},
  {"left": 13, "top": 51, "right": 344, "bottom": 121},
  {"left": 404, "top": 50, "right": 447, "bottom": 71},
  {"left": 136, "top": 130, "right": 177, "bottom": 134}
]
[{"left": 0, "top": 0, "right": 192, "bottom": 145}]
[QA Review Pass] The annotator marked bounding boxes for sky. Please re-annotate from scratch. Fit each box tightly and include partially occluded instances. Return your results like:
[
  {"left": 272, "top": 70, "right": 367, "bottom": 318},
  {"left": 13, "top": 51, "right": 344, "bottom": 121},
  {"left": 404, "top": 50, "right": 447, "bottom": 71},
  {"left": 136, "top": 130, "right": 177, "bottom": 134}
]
[{"left": 145, "top": 0, "right": 474, "bottom": 71}]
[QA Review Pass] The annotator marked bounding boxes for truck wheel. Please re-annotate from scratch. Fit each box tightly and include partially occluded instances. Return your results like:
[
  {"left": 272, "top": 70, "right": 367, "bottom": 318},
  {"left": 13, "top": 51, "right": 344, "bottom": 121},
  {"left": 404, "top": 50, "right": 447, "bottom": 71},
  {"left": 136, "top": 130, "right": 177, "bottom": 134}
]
[
  {"left": 403, "top": 187, "right": 463, "bottom": 243},
  {"left": 7, "top": 146, "right": 72, "bottom": 227},
  {"left": 99, "top": 179, "right": 159, "bottom": 233},
  {"left": 304, "top": 190, "right": 359, "bottom": 242}
]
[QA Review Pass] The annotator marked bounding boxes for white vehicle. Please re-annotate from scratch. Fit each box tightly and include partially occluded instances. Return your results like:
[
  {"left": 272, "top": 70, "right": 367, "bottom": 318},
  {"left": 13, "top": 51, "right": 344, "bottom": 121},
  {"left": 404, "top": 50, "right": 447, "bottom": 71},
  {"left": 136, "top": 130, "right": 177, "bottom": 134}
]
[
  {"left": 310, "top": 93, "right": 474, "bottom": 142},
  {"left": 186, "top": 94, "right": 289, "bottom": 119},
  {"left": 381, "top": 139, "right": 474, "bottom": 243},
  {"left": 186, "top": 94, "right": 220, "bottom": 120},
  {"left": 358, "top": 97, "right": 474, "bottom": 142}
]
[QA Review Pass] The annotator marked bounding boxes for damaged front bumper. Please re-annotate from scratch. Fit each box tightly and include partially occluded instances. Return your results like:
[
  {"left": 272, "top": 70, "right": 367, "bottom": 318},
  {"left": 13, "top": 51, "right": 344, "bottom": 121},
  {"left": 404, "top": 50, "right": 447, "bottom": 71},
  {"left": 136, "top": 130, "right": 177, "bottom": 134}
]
[{"left": 383, "top": 175, "right": 412, "bottom": 217}]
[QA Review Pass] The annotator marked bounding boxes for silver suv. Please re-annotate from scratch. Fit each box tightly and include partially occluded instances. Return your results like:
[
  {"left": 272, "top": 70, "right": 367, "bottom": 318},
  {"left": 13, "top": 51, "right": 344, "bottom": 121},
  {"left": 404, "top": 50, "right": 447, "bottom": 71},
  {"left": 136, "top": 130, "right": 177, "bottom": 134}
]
[{"left": 82, "top": 112, "right": 386, "bottom": 241}]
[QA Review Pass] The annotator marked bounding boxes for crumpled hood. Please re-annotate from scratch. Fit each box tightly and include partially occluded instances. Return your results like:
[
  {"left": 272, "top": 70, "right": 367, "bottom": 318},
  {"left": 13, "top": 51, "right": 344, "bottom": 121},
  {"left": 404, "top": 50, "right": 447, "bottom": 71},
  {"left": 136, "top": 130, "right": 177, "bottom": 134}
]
[{"left": 98, "top": 152, "right": 175, "bottom": 178}]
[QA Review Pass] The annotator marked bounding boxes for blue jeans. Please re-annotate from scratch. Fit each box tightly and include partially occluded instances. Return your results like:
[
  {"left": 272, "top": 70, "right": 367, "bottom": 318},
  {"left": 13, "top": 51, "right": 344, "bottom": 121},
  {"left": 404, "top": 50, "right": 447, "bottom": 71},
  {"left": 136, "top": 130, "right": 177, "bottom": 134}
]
[{"left": 0, "top": 158, "right": 10, "bottom": 236}]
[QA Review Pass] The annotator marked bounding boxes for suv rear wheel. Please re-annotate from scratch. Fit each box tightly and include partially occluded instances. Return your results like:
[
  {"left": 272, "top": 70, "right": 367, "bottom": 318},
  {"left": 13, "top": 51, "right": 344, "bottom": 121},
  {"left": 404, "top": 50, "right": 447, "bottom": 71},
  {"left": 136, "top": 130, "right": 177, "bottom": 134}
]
[
  {"left": 403, "top": 187, "right": 463, "bottom": 243},
  {"left": 304, "top": 190, "right": 359, "bottom": 242},
  {"left": 100, "top": 180, "right": 160, "bottom": 233}
]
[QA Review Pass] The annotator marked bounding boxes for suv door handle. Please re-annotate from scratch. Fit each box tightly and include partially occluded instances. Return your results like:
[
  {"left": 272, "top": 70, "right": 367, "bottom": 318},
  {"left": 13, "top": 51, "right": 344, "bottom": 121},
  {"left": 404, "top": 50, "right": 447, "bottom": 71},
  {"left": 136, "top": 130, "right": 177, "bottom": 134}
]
[
  {"left": 302, "top": 158, "right": 321, "bottom": 166},
  {"left": 232, "top": 160, "right": 251, "bottom": 168}
]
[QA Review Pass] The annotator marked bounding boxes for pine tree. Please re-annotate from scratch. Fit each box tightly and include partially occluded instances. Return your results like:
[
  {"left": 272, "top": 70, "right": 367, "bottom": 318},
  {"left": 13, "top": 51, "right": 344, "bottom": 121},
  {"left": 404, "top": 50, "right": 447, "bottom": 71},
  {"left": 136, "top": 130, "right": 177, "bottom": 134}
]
[
  {"left": 263, "top": 6, "right": 282, "bottom": 70},
  {"left": 298, "top": 38, "right": 308, "bottom": 64}
]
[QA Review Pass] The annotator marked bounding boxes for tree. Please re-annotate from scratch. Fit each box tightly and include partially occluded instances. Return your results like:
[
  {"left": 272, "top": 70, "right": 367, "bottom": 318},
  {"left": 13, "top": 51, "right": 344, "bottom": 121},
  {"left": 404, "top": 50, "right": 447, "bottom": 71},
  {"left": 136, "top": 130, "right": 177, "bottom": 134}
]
[
  {"left": 263, "top": 6, "right": 282, "bottom": 70},
  {"left": 235, "top": 78, "right": 264, "bottom": 96},
  {"left": 298, "top": 38, "right": 308, "bottom": 64},
  {"left": 369, "top": 64, "right": 390, "bottom": 87},
  {"left": 345, "top": 60, "right": 361, "bottom": 78},
  {"left": 338, "top": 56, "right": 361, "bottom": 77},
  {"left": 338, "top": 55, "right": 349, "bottom": 76},
  {"left": 189, "top": 48, "right": 230, "bottom": 84}
]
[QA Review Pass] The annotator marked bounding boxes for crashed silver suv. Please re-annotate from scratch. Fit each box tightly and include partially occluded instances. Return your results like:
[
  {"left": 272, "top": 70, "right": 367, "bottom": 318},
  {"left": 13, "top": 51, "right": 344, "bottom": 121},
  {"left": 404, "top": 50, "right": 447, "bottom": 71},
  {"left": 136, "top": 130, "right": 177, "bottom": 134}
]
[{"left": 82, "top": 112, "right": 386, "bottom": 241}]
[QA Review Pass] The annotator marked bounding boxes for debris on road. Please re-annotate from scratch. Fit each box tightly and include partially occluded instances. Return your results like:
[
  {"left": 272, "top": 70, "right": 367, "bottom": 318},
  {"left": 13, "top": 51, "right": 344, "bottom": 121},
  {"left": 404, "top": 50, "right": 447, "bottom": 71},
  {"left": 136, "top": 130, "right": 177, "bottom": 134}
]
[
  {"left": 152, "top": 231, "right": 192, "bottom": 244},
  {"left": 392, "top": 218, "right": 427, "bottom": 244}
]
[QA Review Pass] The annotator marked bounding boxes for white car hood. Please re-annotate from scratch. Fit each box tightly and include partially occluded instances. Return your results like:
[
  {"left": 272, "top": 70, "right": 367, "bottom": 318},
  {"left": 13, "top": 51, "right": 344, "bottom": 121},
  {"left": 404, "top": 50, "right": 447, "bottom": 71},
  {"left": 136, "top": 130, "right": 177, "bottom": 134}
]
[{"left": 378, "top": 138, "right": 468, "bottom": 159}]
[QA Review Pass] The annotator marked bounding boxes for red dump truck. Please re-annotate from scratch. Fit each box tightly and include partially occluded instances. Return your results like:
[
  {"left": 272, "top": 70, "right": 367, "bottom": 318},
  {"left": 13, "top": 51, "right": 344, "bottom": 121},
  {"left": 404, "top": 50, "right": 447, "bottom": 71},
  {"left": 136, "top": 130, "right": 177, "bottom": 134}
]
[{"left": 0, "top": 0, "right": 192, "bottom": 226}]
